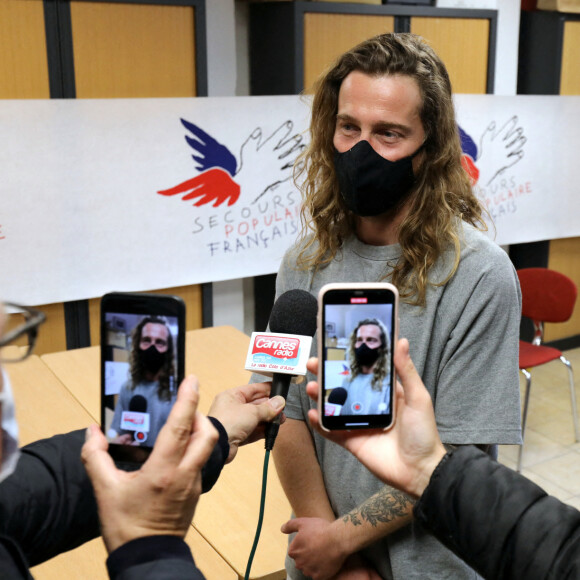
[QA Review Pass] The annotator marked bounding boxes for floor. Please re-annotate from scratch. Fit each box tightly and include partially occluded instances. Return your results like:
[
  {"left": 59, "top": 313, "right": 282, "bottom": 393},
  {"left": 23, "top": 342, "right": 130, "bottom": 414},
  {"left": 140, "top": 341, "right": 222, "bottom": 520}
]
[{"left": 498, "top": 346, "right": 580, "bottom": 510}]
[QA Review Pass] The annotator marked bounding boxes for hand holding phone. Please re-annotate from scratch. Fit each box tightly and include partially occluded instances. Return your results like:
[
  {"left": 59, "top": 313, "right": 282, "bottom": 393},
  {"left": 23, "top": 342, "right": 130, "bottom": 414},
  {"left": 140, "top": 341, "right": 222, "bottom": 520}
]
[
  {"left": 318, "top": 283, "right": 398, "bottom": 431},
  {"left": 100, "top": 292, "right": 186, "bottom": 467}
]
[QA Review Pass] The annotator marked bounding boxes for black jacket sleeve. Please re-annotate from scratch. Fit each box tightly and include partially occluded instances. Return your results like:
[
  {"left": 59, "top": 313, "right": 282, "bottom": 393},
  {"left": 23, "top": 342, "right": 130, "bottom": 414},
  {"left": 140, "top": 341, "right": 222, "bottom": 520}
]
[
  {"left": 201, "top": 417, "right": 229, "bottom": 493},
  {"left": 414, "top": 445, "right": 580, "bottom": 580},
  {"left": 0, "top": 429, "right": 100, "bottom": 567}
]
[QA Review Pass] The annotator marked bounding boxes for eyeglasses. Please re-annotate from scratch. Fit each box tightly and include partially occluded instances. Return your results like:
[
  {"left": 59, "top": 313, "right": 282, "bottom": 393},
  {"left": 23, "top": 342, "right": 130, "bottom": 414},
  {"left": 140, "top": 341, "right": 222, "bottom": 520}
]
[{"left": 0, "top": 303, "right": 46, "bottom": 362}]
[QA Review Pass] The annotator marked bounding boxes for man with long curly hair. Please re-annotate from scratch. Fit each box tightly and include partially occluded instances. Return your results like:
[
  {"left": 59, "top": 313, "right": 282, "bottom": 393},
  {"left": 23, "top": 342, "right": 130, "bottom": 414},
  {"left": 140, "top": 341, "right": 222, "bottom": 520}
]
[
  {"left": 110, "top": 316, "right": 177, "bottom": 447},
  {"left": 341, "top": 319, "right": 391, "bottom": 416},
  {"left": 270, "top": 33, "right": 522, "bottom": 579}
]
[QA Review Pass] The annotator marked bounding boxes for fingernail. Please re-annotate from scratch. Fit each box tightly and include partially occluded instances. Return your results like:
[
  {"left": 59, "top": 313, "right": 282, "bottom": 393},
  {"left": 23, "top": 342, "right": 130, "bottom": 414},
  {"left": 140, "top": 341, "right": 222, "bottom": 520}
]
[
  {"left": 270, "top": 396, "right": 286, "bottom": 411},
  {"left": 85, "top": 427, "right": 92, "bottom": 441}
]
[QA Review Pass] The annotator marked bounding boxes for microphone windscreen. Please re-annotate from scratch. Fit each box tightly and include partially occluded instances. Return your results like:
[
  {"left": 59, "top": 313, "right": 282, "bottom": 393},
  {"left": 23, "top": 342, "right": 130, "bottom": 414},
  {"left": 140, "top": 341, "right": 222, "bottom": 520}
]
[
  {"left": 129, "top": 394, "right": 148, "bottom": 412},
  {"left": 328, "top": 387, "right": 348, "bottom": 405},
  {"left": 268, "top": 289, "right": 317, "bottom": 337}
]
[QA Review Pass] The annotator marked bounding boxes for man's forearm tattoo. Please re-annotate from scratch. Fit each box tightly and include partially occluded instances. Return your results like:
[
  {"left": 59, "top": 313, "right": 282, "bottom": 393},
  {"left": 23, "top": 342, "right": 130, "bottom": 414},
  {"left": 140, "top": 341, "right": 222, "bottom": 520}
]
[{"left": 342, "top": 489, "right": 415, "bottom": 527}]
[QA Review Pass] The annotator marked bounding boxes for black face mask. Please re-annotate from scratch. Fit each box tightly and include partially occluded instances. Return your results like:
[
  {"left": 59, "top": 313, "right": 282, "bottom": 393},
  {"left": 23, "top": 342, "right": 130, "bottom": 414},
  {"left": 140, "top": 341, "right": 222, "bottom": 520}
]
[
  {"left": 334, "top": 140, "right": 423, "bottom": 217},
  {"left": 138, "top": 345, "right": 166, "bottom": 375},
  {"left": 354, "top": 343, "right": 381, "bottom": 367}
]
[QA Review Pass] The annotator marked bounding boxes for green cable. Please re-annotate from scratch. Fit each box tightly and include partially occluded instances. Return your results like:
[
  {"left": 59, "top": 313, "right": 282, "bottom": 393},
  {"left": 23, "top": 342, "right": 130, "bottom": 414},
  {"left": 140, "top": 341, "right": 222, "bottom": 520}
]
[{"left": 244, "top": 449, "right": 271, "bottom": 580}]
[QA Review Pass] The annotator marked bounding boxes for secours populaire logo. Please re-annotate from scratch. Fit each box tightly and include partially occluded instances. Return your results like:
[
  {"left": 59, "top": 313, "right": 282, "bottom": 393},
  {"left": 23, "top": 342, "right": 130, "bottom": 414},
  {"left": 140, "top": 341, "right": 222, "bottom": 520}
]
[{"left": 156, "top": 118, "right": 306, "bottom": 258}]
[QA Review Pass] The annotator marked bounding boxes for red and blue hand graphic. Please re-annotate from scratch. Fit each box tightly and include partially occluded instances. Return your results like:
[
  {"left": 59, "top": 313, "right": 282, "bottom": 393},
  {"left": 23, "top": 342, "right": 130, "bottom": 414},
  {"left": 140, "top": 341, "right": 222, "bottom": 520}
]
[
  {"left": 158, "top": 119, "right": 240, "bottom": 207},
  {"left": 158, "top": 118, "right": 306, "bottom": 208}
]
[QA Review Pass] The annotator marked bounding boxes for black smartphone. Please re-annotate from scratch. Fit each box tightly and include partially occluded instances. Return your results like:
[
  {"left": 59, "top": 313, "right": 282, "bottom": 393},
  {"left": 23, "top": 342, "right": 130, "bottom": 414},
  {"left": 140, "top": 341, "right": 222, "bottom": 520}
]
[
  {"left": 318, "top": 283, "right": 398, "bottom": 431},
  {"left": 100, "top": 292, "right": 186, "bottom": 467}
]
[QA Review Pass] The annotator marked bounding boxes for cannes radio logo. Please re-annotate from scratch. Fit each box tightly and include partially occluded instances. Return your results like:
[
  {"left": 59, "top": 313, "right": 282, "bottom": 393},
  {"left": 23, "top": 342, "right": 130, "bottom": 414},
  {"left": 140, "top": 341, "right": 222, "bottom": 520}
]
[
  {"left": 252, "top": 335, "right": 300, "bottom": 360},
  {"left": 157, "top": 118, "right": 305, "bottom": 208}
]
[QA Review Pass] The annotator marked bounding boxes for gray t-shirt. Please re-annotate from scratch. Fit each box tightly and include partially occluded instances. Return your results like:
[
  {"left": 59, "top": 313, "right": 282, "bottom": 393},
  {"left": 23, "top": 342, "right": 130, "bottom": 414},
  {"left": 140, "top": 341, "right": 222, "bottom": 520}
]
[
  {"left": 273, "top": 224, "right": 522, "bottom": 580},
  {"left": 341, "top": 373, "right": 391, "bottom": 415}
]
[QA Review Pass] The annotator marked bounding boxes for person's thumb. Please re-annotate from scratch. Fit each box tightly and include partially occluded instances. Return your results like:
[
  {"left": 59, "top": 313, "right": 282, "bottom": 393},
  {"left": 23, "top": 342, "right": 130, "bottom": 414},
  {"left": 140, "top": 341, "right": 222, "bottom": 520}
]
[
  {"left": 268, "top": 395, "right": 285, "bottom": 413},
  {"left": 393, "top": 338, "right": 423, "bottom": 403},
  {"left": 256, "top": 395, "right": 285, "bottom": 421},
  {"left": 280, "top": 517, "right": 300, "bottom": 535}
]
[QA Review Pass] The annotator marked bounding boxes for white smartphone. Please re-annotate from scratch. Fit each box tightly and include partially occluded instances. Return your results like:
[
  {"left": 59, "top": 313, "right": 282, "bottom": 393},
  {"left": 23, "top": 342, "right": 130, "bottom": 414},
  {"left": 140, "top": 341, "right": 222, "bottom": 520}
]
[{"left": 318, "top": 283, "right": 398, "bottom": 431}]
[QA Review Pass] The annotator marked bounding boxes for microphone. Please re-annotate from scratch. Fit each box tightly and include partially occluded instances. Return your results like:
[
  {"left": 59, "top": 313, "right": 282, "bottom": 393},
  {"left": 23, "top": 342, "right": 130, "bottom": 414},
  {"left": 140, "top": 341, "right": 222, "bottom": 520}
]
[
  {"left": 325, "top": 387, "right": 348, "bottom": 416},
  {"left": 245, "top": 289, "right": 318, "bottom": 450},
  {"left": 129, "top": 394, "right": 147, "bottom": 413},
  {"left": 121, "top": 395, "right": 150, "bottom": 443}
]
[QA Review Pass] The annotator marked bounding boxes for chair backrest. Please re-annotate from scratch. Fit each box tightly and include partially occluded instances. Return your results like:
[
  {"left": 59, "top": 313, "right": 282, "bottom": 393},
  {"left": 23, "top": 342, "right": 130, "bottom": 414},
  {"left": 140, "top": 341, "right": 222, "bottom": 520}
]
[{"left": 517, "top": 268, "right": 577, "bottom": 323}]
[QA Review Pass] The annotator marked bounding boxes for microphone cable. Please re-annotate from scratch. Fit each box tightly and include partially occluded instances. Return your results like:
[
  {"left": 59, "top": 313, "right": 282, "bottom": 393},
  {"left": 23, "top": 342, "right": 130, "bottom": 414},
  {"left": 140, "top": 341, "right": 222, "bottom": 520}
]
[
  {"left": 243, "top": 289, "right": 317, "bottom": 578},
  {"left": 244, "top": 449, "right": 271, "bottom": 580}
]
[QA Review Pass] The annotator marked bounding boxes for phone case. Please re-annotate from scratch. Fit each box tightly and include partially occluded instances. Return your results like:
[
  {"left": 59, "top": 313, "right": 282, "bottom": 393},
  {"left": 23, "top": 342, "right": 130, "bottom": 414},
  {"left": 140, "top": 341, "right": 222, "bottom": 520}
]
[{"left": 317, "top": 283, "right": 398, "bottom": 432}]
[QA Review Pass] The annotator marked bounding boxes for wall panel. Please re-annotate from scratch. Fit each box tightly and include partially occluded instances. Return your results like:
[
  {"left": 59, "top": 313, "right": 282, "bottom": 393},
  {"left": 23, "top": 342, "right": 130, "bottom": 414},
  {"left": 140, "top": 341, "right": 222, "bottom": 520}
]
[
  {"left": 411, "top": 17, "right": 489, "bottom": 94},
  {"left": 303, "top": 13, "right": 395, "bottom": 92},
  {"left": 546, "top": 237, "right": 580, "bottom": 342},
  {"left": 0, "top": 0, "right": 50, "bottom": 99},
  {"left": 70, "top": 1, "right": 197, "bottom": 98},
  {"left": 561, "top": 21, "right": 580, "bottom": 95}
]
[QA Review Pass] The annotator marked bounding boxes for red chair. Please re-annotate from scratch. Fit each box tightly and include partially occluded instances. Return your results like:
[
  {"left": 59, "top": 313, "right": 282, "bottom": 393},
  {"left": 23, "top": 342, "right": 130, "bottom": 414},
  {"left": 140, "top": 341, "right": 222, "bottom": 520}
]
[{"left": 517, "top": 268, "right": 579, "bottom": 472}]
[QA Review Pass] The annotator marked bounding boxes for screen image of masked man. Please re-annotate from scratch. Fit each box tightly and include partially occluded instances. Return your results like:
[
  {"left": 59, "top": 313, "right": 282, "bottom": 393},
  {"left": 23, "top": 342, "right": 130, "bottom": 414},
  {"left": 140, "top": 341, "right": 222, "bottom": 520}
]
[
  {"left": 341, "top": 318, "right": 391, "bottom": 416},
  {"left": 110, "top": 317, "right": 177, "bottom": 447}
]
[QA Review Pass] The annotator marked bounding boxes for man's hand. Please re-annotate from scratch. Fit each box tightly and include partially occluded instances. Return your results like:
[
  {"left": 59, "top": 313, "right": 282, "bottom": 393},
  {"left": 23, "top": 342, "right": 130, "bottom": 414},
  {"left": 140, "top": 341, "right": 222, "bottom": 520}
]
[
  {"left": 82, "top": 375, "right": 218, "bottom": 553},
  {"left": 281, "top": 517, "right": 347, "bottom": 580},
  {"left": 281, "top": 517, "right": 382, "bottom": 580},
  {"left": 208, "top": 382, "right": 285, "bottom": 462},
  {"left": 306, "top": 338, "right": 447, "bottom": 499}
]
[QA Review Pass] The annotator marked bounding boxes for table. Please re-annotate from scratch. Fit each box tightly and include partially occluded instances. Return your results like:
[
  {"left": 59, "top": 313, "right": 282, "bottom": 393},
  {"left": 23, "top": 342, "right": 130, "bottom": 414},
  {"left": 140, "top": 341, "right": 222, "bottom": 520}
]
[
  {"left": 41, "top": 325, "right": 291, "bottom": 580},
  {"left": 7, "top": 352, "right": 94, "bottom": 445}
]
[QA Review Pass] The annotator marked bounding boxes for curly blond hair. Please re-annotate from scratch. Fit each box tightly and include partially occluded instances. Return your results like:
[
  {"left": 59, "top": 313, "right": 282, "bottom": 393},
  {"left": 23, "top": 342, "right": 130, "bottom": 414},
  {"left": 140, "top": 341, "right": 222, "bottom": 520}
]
[{"left": 295, "top": 33, "right": 487, "bottom": 306}]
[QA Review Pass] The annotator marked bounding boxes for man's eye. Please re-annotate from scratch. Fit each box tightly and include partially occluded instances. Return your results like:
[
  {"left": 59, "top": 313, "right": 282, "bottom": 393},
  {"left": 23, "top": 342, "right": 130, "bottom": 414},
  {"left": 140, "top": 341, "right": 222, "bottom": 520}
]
[
  {"left": 380, "top": 130, "right": 401, "bottom": 141},
  {"left": 339, "top": 123, "right": 357, "bottom": 133}
]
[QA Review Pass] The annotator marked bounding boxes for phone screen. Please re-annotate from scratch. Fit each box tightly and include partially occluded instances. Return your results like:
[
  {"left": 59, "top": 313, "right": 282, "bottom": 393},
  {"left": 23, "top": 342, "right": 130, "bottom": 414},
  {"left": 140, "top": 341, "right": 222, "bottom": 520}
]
[
  {"left": 319, "top": 284, "right": 397, "bottom": 431},
  {"left": 100, "top": 292, "right": 185, "bottom": 466}
]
